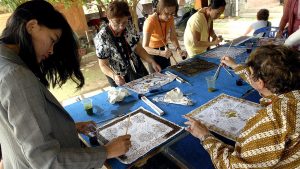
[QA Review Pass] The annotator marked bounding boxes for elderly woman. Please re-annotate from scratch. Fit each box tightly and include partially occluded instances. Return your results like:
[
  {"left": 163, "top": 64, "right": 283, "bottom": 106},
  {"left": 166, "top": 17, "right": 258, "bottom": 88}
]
[
  {"left": 94, "top": 1, "right": 161, "bottom": 87},
  {"left": 185, "top": 45, "right": 300, "bottom": 168},
  {"left": 143, "top": 0, "right": 187, "bottom": 71}
]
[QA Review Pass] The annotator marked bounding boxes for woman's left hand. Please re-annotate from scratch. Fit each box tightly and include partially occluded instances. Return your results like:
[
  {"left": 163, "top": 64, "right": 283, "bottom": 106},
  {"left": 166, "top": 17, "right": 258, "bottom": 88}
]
[
  {"left": 177, "top": 49, "right": 188, "bottom": 60},
  {"left": 184, "top": 115, "right": 209, "bottom": 139},
  {"left": 151, "top": 61, "right": 161, "bottom": 72},
  {"left": 75, "top": 121, "right": 97, "bottom": 136}
]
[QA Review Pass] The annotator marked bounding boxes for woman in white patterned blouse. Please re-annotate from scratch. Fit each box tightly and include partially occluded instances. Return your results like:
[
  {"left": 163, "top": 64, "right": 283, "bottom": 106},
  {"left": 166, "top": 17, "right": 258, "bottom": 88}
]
[{"left": 94, "top": 1, "right": 161, "bottom": 87}]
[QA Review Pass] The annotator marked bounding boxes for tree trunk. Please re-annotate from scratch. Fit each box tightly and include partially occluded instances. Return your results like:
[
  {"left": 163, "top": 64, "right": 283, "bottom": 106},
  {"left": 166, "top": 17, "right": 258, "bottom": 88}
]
[{"left": 129, "top": 0, "right": 140, "bottom": 32}]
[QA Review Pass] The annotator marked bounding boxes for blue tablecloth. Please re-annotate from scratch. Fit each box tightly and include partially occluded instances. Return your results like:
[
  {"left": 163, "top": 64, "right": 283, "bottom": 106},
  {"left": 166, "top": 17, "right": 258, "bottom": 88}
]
[{"left": 64, "top": 48, "right": 256, "bottom": 169}]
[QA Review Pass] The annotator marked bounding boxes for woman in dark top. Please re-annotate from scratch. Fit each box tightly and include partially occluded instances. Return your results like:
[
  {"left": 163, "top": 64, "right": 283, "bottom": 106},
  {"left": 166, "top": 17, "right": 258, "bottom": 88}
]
[{"left": 94, "top": 1, "right": 161, "bottom": 87}]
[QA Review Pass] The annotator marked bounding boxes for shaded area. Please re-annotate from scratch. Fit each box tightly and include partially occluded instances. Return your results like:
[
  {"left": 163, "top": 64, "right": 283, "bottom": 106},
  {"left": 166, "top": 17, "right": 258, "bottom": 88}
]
[{"left": 132, "top": 153, "right": 181, "bottom": 169}]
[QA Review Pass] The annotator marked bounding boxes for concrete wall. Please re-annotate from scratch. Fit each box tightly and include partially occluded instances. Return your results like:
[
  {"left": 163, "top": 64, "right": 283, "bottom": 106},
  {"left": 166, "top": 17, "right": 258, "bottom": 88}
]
[{"left": 224, "top": 0, "right": 237, "bottom": 17}]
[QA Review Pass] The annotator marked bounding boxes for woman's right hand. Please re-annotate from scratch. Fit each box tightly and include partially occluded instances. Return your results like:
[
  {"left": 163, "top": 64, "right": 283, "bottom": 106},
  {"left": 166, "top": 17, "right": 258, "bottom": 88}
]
[
  {"left": 105, "top": 135, "right": 131, "bottom": 159},
  {"left": 221, "top": 56, "right": 238, "bottom": 69},
  {"left": 160, "top": 48, "right": 173, "bottom": 59},
  {"left": 212, "top": 38, "right": 222, "bottom": 46},
  {"left": 114, "top": 75, "right": 126, "bottom": 86}
]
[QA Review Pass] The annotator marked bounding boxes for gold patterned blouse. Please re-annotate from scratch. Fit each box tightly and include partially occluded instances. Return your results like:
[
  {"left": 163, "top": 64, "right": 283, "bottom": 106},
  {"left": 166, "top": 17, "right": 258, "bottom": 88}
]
[{"left": 202, "top": 65, "right": 300, "bottom": 168}]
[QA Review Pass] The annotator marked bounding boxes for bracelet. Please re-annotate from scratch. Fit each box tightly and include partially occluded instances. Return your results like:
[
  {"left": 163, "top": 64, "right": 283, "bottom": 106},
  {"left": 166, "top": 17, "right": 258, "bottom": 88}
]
[{"left": 199, "top": 133, "right": 213, "bottom": 144}]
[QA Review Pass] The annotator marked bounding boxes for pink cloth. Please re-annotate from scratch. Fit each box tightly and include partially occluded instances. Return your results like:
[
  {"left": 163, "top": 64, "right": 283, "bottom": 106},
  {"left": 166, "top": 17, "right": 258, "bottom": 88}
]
[
  {"left": 279, "top": 0, "right": 300, "bottom": 36},
  {"left": 294, "top": 0, "right": 300, "bottom": 32},
  {"left": 298, "top": 0, "right": 300, "bottom": 18}
]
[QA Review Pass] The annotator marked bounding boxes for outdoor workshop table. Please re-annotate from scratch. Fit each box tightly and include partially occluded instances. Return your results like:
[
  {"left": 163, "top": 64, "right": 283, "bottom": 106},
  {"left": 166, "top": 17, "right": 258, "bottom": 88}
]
[{"left": 64, "top": 45, "right": 260, "bottom": 169}]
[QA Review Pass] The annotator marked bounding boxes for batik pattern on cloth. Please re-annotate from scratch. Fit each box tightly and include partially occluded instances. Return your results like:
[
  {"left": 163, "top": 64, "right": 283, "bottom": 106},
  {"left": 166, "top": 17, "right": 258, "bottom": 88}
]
[
  {"left": 122, "top": 72, "right": 176, "bottom": 94},
  {"left": 194, "top": 64, "right": 300, "bottom": 168},
  {"left": 186, "top": 94, "right": 261, "bottom": 141},
  {"left": 202, "top": 46, "right": 247, "bottom": 64},
  {"left": 169, "top": 58, "right": 217, "bottom": 77},
  {"left": 96, "top": 107, "right": 183, "bottom": 164}
]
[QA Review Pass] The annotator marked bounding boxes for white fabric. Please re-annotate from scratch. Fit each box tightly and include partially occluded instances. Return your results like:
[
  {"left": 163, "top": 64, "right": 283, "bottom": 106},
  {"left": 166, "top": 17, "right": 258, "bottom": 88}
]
[
  {"left": 251, "top": 20, "right": 270, "bottom": 30},
  {"left": 107, "top": 87, "right": 130, "bottom": 104},
  {"left": 298, "top": 0, "right": 300, "bottom": 19},
  {"left": 152, "top": 88, "right": 193, "bottom": 105},
  {"left": 251, "top": 20, "right": 271, "bottom": 37},
  {"left": 284, "top": 29, "right": 300, "bottom": 50}
]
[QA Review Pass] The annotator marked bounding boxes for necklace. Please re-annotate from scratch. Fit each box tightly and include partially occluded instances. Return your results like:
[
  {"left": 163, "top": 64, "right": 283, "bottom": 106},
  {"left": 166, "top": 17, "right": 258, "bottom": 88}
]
[
  {"left": 157, "top": 13, "right": 167, "bottom": 44},
  {"left": 107, "top": 25, "right": 136, "bottom": 73}
]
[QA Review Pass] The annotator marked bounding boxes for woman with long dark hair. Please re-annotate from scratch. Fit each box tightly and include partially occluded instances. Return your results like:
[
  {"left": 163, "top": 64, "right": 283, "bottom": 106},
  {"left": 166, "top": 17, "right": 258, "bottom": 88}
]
[{"left": 0, "top": 1, "right": 131, "bottom": 168}]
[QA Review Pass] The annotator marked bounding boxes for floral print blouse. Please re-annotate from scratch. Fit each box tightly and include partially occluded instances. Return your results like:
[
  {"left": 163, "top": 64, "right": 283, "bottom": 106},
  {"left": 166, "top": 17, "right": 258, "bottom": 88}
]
[{"left": 94, "top": 21, "right": 142, "bottom": 76}]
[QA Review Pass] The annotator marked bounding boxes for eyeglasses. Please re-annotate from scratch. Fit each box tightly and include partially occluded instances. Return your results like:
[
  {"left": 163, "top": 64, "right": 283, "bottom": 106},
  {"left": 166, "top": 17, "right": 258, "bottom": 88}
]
[
  {"left": 109, "top": 18, "right": 129, "bottom": 29},
  {"left": 111, "top": 20, "right": 128, "bottom": 27},
  {"left": 162, "top": 9, "right": 176, "bottom": 17}
]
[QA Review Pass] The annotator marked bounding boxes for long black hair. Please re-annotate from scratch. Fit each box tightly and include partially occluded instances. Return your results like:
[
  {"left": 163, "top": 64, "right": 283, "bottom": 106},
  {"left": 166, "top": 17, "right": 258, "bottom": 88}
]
[
  {"left": 0, "top": 0, "right": 84, "bottom": 88},
  {"left": 209, "top": 0, "right": 226, "bottom": 9}
]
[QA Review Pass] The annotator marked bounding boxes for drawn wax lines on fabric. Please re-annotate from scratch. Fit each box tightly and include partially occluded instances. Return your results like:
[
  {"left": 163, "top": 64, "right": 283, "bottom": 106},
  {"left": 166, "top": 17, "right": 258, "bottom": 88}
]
[
  {"left": 96, "top": 107, "right": 182, "bottom": 164},
  {"left": 122, "top": 72, "right": 176, "bottom": 94},
  {"left": 202, "top": 46, "right": 247, "bottom": 62},
  {"left": 169, "top": 58, "right": 217, "bottom": 77},
  {"left": 186, "top": 94, "right": 261, "bottom": 141}
]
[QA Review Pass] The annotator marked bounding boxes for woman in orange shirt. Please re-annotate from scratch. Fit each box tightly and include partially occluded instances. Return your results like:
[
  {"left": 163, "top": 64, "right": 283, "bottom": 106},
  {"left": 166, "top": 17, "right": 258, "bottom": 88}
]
[{"left": 143, "top": 0, "right": 187, "bottom": 71}]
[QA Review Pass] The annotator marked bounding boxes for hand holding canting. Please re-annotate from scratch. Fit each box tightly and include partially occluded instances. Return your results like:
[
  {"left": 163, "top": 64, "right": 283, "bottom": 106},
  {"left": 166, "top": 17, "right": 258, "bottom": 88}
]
[
  {"left": 160, "top": 48, "right": 173, "bottom": 59},
  {"left": 105, "top": 135, "right": 131, "bottom": 159},
  {"left": 221, "top": 56, "right": 238, "bottom": 69},
  {"left": 212, "top": 37, "right": 222, "bottom": 46},
  {"left": 114, "top": 75, "right": 126, "bottom": 86},
  {"left": 177, "top": 49, "right": 188, "bottom": 60}
]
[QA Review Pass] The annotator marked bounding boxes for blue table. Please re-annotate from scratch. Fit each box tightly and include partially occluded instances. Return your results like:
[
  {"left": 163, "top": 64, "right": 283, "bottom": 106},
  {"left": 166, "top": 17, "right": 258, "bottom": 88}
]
[{"left": 64, "top": 49, "right": 257, "bottom": 168}]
